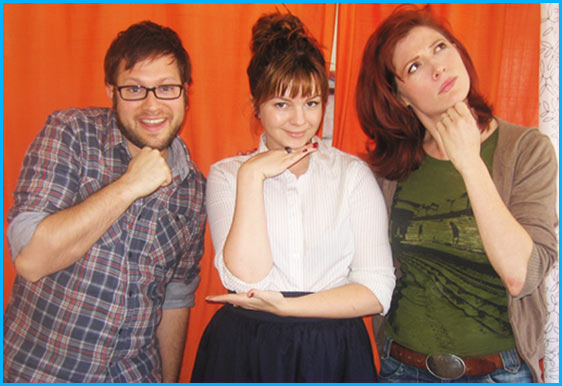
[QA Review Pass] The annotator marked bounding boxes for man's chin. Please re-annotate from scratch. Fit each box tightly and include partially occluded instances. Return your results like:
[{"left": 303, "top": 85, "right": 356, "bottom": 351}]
[
  {"left": 137, "top": 138, "right": 174, "bottom": 151},
  {"left": 118, "top": 124, "right": 178, "bottom": 152}
]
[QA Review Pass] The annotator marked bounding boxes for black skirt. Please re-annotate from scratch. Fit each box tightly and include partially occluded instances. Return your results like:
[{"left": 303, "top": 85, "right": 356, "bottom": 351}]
[{"left": 191, "top": 298, "right": 377, "bottom": 382}]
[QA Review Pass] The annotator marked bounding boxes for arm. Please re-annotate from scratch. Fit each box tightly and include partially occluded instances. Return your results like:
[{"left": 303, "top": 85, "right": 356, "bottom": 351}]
[
  {"left": 459, "top": 156, "right": 532, "bottom": 296},
  {"left": 208, "top": 283, "right": 383, "bottom": 318},
  {"left": 221, "top": 161, "right": 273, "bottom": 282},
  {"left": 15, "top": 147, "right": 172, "bottom": 282},
  {"left": 430, "top": 102, "right": 540, "bottom": 296},
  {"left": 219, "top": 144, "right": 317, "bottom": 283},
  {"left": 156, "top": 307, "right": 190, "bottom": 382}
]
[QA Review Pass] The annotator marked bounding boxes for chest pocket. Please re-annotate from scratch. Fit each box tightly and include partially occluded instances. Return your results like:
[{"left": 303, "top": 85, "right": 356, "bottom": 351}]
[{"left": 156, "top": 212, "right": 194, "bottom": 271}]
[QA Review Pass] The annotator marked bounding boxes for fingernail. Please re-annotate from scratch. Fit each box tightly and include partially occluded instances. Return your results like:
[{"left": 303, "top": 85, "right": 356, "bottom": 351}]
[
  {"left": 248, "top": 292, "right": 254, "bottom": 298},
  {"left": 302, "top": 148, "right": 308, "bottom": 153},
  {"left": 313, "top": 143, "right": 319, "bottom": 149}
]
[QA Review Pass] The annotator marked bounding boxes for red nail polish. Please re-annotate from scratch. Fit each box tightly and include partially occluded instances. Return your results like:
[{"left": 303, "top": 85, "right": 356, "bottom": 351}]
[
  {"left": 313, "top": 143, "right": 319, "bottom": 149},
  {"left": 248, "top": 292, "right": 254, "bottom": 298},
  {"left": 302, "top": 148, "right": 308, "bottom": 153}
]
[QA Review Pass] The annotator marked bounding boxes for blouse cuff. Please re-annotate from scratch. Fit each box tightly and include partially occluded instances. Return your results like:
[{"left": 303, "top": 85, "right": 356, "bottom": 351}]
[{"left": 350, "top": 268, "right": 396, "bottom": 316}]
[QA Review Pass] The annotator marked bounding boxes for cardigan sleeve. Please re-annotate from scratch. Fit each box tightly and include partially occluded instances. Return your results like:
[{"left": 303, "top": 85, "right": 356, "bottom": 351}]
[{"left": 499, "top": 126, "right": 558, "bottom": 298}]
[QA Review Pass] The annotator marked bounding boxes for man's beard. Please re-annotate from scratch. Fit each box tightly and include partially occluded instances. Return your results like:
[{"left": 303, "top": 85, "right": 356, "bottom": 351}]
[{"left": 113, "top": 95, "right": 183, "bottom": 151}]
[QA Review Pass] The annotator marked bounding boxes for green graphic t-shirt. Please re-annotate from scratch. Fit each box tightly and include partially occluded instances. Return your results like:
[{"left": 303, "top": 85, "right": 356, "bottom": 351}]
[{"left": 386, "top": 129, "right": 515, "bottom": 356}]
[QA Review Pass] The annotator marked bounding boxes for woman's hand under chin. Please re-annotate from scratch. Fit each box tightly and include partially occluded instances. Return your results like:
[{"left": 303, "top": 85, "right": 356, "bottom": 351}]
[
  {"left": 434, "top": 101, "right": 484, "bottom": 174},
  {"left": 239, "top": 142, "right": 318, "bottom": 181},
  {"left": 416, "top": 101, "right": 484, "bottom": 174}
]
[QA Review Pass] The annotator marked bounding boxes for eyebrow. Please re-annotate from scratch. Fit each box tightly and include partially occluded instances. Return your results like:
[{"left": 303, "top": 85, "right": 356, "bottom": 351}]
[
  {"left": 119, "top": 76, "right": 180, "bottom": 85},
  {"left": 400, "top": 37, "right": 445, "bottom": 75}
]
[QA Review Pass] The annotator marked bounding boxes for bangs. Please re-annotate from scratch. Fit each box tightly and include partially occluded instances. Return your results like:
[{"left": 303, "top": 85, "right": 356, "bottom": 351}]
[
  {"left": 274, "top": 70, "right": 324, "bottom": 100},
  {"left": 256, "top": 55, "right": 328, "bottom": 105}
]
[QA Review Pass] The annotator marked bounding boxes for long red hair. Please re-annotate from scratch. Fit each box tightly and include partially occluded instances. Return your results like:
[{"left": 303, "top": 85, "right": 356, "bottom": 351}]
[{"left": 356, "top": 5, "right": 493, "bottom": 180}]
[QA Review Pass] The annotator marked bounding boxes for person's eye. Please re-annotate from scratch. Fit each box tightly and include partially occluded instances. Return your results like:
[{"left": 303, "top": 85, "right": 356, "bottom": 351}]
[
  {"left": 274, "top": 102, "right": 288, "bottom": 109},
  {"left": 435, "top": 42, "right": 447, "bottom": 52},
  {"left": 128, "top": 86, "right": 144, "bottom": 94},
  {"left": 306, "top": 100, "right": 320, "bottom": 108},
  {"left": 408, "top": 62, "right": 419, "bottom": 74},
  {"left": 159, "top": 85, "right": 173, "bottom": 92}
]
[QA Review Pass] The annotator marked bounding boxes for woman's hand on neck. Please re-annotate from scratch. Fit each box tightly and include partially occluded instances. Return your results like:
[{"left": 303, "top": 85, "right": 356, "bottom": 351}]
[{"left": 415, "top": 101, "right": 496, "bottom": 175}]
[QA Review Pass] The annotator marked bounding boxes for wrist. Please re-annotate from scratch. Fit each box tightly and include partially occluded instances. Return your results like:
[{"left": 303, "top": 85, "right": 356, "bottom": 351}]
[
  {"left": 275, "top": 295, "right": 292, "bottom": 317},
  {"left": 458, "top": 157, "right": 488, "bottom": 181},
  {"left": 112, "top": 175, "right": 143, "bottom": 205},
  {"left": 238, "top": 163, "right": 265, "bottom": 184}
]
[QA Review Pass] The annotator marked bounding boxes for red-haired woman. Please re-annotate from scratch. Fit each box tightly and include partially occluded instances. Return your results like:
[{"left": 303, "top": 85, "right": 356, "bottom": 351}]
[{"left": 356, "top": 5, "right": 557, "bottom": 383}]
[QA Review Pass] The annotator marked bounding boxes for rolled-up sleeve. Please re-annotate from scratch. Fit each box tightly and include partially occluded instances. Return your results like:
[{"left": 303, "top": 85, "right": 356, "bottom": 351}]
[
  {"left": 7, "top": 212, "right": 49, "bottom": 260},
  {"left": 163, "top": 275, "right": 201, "bottom": 309}
]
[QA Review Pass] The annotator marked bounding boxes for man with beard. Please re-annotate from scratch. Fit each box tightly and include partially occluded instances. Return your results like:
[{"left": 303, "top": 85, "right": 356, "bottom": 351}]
[{"left": 4, "top": 21, "right": 206, "bottom": 382}]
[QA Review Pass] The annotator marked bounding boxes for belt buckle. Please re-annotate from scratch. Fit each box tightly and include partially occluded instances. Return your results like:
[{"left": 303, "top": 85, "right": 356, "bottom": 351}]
[{"left": 425, "top": 353, "right": 466, "bottom": 381}]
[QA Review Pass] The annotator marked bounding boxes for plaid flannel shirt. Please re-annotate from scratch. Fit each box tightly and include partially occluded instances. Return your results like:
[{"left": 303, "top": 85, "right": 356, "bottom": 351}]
[{"left": 4, "top": 107, "right": 206, "bottom": 382}]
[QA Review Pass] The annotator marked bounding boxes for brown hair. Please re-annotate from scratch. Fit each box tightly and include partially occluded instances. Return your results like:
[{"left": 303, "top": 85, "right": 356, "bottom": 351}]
[
  {"left": 247, "top": 12, "right": 329, "bottom": 113},
  {"left": 104, "top": 21, "right": 192, "bottom": 88},
  {"left": 356, "top": 5, "right": 493, "bottom": 180}
]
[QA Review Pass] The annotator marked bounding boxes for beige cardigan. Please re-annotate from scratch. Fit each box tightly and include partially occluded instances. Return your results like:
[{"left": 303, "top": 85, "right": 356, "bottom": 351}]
[{"left": 373, "top": 118, "right": 558, "bottom": 382}]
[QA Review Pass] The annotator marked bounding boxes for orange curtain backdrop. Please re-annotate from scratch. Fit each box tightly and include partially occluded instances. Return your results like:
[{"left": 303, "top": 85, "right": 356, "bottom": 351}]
[
  {"left": 333, "top": 3, "right": 540, "bottom": 157},
  {"left": 3, "top": 4, "right": 336, "bottom": 381}
]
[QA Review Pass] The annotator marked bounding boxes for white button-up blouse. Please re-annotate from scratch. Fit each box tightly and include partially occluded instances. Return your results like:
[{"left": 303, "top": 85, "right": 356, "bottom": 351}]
[{"left": 206, "top": 136, "right": 396, "bottom": 314}]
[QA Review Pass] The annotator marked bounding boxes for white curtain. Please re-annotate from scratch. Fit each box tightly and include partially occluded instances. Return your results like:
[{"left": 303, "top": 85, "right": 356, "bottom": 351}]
[{"left": 540, "top": 3, "right": 559, "bottom": 383}]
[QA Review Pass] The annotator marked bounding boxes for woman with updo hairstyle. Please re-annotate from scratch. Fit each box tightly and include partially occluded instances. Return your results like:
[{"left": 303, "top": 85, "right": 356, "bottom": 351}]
[
  {"left": 191, "top": 12, "right": 395, "bottom": 382},
  {"left": 356, "top": 5, "right": 557, "bottom": 383}
]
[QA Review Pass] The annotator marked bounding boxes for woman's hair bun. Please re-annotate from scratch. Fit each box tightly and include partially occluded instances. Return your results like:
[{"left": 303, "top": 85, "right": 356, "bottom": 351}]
[
  {"left": 246, "top": 11, "right": 328, "bottom": 112},
  {"left": 251, "top": 13, "right": 308, "bottom": 55}
]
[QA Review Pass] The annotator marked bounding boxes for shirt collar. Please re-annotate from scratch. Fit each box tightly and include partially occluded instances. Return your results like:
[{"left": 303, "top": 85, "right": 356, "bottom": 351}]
[
  {"left": 167, "top": 138, "right": 193, "bottom": 181},
  {"left": 105, "top": 109, "right": 129, "bottom": 154}
]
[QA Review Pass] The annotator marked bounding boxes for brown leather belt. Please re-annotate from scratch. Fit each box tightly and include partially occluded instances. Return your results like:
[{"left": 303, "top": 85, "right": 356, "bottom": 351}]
[{"left": 390, "top": 341, "right": 507, "bottom": 379}]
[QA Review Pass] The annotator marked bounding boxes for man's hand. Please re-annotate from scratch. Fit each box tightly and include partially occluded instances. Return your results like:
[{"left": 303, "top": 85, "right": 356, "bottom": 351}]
[{"left": 120, "top": 147, "right": 173, "bottom": 199}]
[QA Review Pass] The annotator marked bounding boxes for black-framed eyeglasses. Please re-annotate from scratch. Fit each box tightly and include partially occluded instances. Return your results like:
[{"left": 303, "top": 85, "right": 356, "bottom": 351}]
[{"left": 116, "top": 84, "right": 184, "bottom": 101}]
